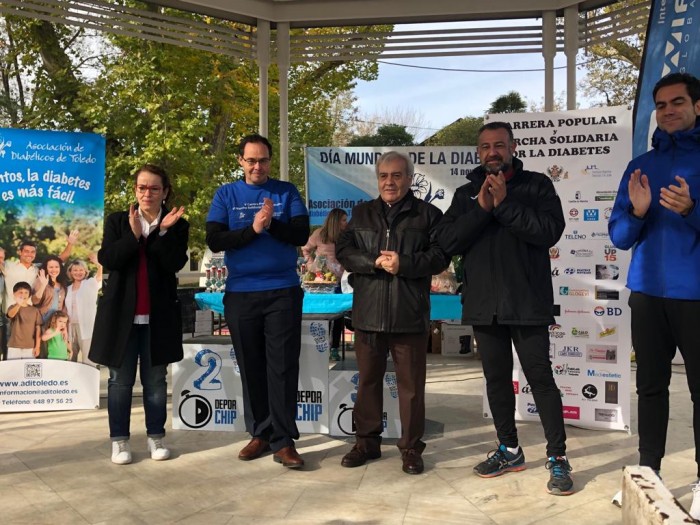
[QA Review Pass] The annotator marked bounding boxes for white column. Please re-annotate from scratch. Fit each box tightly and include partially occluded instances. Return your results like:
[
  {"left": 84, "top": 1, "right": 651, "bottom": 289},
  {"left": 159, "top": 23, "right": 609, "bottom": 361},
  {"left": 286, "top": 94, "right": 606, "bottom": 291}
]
[
  {"left": 564, "top": 5, "right": 579, "bottom": 110},
  {"left": 542, "top": 10, "right": 557, "bottom": 112},
  {"left": 277, "top": 22, "right": 290, "bottom": 181},
  {"left": 257, "top": 20, "right": 270, "bottom": 137}
]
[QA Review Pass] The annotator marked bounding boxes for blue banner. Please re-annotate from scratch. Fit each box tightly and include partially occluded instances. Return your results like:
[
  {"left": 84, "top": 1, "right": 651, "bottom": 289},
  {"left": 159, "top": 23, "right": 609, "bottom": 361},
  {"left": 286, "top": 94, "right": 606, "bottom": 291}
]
[{"left": 634, "top": 0, "right": 700, "bottom": 157}]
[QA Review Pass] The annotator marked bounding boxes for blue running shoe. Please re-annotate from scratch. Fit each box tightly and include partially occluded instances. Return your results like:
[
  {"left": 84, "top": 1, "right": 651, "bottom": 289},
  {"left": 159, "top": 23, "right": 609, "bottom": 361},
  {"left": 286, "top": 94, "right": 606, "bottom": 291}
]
[
  {"left": 546, "top": 456, "right": 574, "bottom": 495},
  {"left": 473, "top": 444, "right": 526, "bottom": 478}
]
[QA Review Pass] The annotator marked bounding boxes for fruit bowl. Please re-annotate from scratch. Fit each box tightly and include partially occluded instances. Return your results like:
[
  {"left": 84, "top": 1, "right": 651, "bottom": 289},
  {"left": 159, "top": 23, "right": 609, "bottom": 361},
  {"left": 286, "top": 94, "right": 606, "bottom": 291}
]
[{"left": 301, "top": 281, "right": 338, "bottom": 294}]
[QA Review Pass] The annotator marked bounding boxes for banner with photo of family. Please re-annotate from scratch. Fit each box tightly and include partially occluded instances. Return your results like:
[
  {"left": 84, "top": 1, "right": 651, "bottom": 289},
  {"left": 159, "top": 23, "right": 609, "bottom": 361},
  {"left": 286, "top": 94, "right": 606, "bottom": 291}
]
[{"left": 0, "top": 127, "right": 105, "bottom": 412}]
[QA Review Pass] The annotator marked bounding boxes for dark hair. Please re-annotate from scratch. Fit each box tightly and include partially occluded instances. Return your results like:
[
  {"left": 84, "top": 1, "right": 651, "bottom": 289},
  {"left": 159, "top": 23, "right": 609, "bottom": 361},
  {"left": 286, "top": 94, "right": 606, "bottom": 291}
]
[
  {"left": 39, "top": 255, "right": 68, "bottom": 288},
  {"left": 238, "top": 134, "right": 273, "bottom": 158},
  {"left": 319, "top": 208, "right": 348, "bottom": 244},
  {"left": 13, "top": 281, "right": 31, "bottom": 293},
  {"left": 478, "top": 121, "right": 514, "bottom": 142},
  {"left": 653, "top": 73, "right": 700, "bottom": 104},
  {"left": 134, "top": 164, "right": 173, "bottom": 205},
  {"left": 18, "top": 239, "right": 37, "bottom": 251}
]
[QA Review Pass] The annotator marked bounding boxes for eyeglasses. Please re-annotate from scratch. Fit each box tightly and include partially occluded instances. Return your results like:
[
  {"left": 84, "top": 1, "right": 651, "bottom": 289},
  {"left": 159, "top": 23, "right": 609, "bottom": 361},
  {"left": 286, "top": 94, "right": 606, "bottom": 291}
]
[
  {"left": 136, "top": 185, "right": 163, "bottom": 194},
  {"left": 241, "top": 157, "right": 271, "bottom": 167}
]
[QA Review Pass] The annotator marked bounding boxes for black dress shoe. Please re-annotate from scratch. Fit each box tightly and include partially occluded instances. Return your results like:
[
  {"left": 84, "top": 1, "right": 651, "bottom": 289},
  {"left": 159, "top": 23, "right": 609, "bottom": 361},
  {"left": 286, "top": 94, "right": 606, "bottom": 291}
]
[
  {"left": 273, "top": 446, "right": 304, "bottom": 468},
  {"left": 402, "top": 449, "right": 424, "bottom": 474},
  {"left": 238, "top": 438, "right": 270, "bottom": 461},
  {"left": 341, "top": 445, "right": 381, "bottom": 468}
]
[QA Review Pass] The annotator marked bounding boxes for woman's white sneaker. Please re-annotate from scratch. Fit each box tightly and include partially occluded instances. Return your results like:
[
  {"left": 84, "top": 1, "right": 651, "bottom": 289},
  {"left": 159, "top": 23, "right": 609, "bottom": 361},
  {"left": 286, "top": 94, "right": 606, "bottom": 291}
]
[
  {"left": 148, "top": 437, "right": 171, "bottom": 461},
  {"left": 689, "top": 480, "right": 700, "bottom": 520},
  {"left": 111, "top": 440, "right": 132, "bottom": 465}
]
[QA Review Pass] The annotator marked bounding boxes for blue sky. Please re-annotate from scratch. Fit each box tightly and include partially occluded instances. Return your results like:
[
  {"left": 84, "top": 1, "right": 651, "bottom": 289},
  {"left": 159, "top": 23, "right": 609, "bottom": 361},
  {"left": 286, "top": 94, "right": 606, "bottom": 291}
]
[{"left": 353, "top": 22, "right": 591, "bottom": 142}]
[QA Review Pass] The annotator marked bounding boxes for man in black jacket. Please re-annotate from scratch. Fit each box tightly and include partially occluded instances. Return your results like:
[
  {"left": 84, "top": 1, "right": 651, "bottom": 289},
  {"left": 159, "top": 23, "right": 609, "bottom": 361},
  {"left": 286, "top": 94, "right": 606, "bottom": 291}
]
[
  {"left": 336, "top": 151, "right": 449, "bottom": 475},
  {"left": 436, "top": 122, "right": 573, "bottom": 495}
]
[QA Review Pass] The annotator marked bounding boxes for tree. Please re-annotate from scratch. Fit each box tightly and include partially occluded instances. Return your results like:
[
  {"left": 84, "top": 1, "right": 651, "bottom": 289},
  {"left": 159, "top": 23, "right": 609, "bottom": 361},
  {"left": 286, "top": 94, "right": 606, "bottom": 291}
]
[
  {"left": 347, "top": 124, "right": 414, "bottom": 146},
  {"left": 488, "top": 91, "right": 527, "bottom": 114},
  {"left": 421, "top": 116, "right": 483, "bottom": 146},
  {"left": 351, "top": 106, "right": 430, "bottom": 144},
  {"left": 578, "top": 0, "right": 646, "bottom": 107},
  {"left": 0, "top": 12, "right": 389, "bottom": 257}
]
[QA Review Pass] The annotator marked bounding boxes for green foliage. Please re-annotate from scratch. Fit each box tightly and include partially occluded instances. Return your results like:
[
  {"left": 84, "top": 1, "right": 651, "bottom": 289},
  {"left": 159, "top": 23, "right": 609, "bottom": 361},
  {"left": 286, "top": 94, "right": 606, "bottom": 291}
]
[
  {"left": 578, "top": 0, "right": 646, "bottom": 106},
  {"left": 347, "top": 123, "right": 414, "bottom": 146},
  {"left": 422, "top": 117, "right": 483, "bottom": 146},
  {"left": 488, "top": 91, "right": 527, "bottom": 114},
  {"left": 0, "top": 11, "right": 388, "bottom": 259}
]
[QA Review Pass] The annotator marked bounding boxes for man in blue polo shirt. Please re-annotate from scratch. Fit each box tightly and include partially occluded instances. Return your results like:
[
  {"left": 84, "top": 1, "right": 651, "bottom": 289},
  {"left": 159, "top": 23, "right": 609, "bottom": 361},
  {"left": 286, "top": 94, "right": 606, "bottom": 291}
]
[{"left": 206, "top": 134, "right": 310, "bottom": 468}]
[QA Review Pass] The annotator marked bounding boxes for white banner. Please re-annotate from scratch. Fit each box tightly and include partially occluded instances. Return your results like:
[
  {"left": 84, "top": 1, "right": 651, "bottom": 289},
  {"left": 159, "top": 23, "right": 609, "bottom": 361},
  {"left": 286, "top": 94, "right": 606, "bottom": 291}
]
[
  {"left": 305, "top": 146, "right": 481, "bottom": 225},
  {"left": 0, "top": 360, "right": 99, "bottom": 412},
  {"left": 481, "top": 106, "right": 633, "bottom": 432}
]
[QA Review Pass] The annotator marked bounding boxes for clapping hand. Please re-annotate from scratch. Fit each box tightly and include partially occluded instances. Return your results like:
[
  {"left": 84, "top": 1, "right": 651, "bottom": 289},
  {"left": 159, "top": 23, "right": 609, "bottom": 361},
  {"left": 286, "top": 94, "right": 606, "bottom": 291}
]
[
  {"left": 129, "top": 204, "right": 142, "bottom": 239},
  {"left": 161, "top": 206, "right": 185, "bottom": 230},
  {"left": 253, "top": 198, "right": 274, "bottom": 233}
]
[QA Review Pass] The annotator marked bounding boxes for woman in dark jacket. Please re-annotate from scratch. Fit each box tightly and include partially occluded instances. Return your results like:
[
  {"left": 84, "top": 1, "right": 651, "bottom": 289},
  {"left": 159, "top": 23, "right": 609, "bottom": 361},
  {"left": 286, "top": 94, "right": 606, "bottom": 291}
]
[{"left": 89, "top": 164, "right": 188, "bottom": 465}]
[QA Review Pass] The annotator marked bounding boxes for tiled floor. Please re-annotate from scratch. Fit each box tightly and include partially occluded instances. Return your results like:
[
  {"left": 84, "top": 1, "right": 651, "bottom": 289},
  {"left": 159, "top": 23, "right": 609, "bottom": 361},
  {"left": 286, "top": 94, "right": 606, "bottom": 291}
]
[{"left": 0, "top": 353, "right": 697, "bottom": 524}]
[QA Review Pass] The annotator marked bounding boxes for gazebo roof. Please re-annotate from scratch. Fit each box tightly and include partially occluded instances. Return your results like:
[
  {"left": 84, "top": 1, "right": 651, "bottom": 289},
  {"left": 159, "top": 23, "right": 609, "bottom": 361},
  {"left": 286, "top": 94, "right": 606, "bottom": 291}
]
[{"left": 148, "top": 0, "right": 620, "bottom": 27}]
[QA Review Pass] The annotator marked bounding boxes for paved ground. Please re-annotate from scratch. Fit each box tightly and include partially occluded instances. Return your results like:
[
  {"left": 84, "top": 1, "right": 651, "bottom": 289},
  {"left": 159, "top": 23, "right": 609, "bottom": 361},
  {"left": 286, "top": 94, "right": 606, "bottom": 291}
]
[{"left": 1, "top": 352, "right": 697, "bottom": 524}]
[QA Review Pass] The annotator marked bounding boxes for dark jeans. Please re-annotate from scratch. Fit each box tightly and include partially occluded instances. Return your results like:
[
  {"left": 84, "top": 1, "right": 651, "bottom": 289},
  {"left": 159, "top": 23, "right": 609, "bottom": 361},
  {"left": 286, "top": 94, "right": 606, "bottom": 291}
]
[
  {"left": 631, "top": 292, "right": 700, "bottom": 476},
  {"left": 108, "top": 324, "right": 168, "bottom": 440},
  {"left": 353, "top": 329, "right": 428, "bottom": 453},
  {"left": 475, "top": 321, "right": 566, "bottom": 458},
  {"left": 224, "top": 286, "right": 303, "bottom": 452}
]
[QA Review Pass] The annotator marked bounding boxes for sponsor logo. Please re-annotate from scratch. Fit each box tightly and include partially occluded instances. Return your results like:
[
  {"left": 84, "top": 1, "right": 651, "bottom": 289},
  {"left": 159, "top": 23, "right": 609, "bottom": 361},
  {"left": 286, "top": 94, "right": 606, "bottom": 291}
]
[
  {"left": 594, "top": 307, "right": 623, "bottom": 317},
  {"left": 547, "top": 165, "right": 568, "bottom": 182},
  {"left": 587, "top": 369, "right": 622, "bottom": 378},
  {"left": 571, "top": 327, "right": 590, "bottom": 338},
  {"left": 564, "top": 308, "right": 592, "bottom": 315},
  {"left": 559, "top": 385, "right": 578, "bottom": 397},
  {"left": 553, "top": 363, "right": 581, "bottom": 376},
  {"left": 595, "top": 408, "right": 618, "bottom": 422},
  {"left": 586, "top": 345, "right": 618, "bottom": 364},
  {"left": 559, "top": 286, "right": 589, "bottom": 297},
  {"left": 569, "top": 208, "right": 579, "bottom": 218},
  {"left": 582, "top": 384, "right": 598, "bottom": 400},
  {"left": 549, "top": 324, "right": 566, "bottom": 339},
  {"left": 565, "top": 267, "right": 592, "bottom": 275},
  {"left": 551, "top": 267, "right": 560, "bottom": 277},
  {"left": 604, "top": 245, "right": 617, "bottom": 261},
  {"left": 565, "top": 229, "right": 587, "bottom": 240},
  {"left": 526, "top": 402, "right": 539, "bottom": 414},
  {"left": 595, "top": 191, "right": 616, "bottom": 201},
  {"left": 563, "top": 405, "right": 581, "bottom": 419},
  {"left": 590, "top": 231, "right": 610, "bottom": 240},
  {"left": 596, "top": 264, "right": 620, "bottom": 280},
  {"left": 604, "top": 207, "right": 613, "bottom": 220},
  {"left": 549, "top": 246, "right": 560, "bottom": 259},
  {"left": 521, "top": 384, "right": 532, "bottom": 394},
  {"left": 568, "top": 190, "right": 588, "bottom": 203},
  {"left": 595, "top": 287, "right": 620, "bottom": 300},
  {"left": 558, "top": 345, "right": 583, "bottom": 357},
  {"left": 598, "top": 326, "right": 618, "bottom": 340},
  {"left": 549, "top": 343, "right": 555, "bottom": 359},
  {"left": 570, "top": 249, "right": 594, "bottom": 257},
  {"left": 605, "top": 381, "right": 619, "bottom": 404},
  {"left": 512, "top": 380, "right": 519, "bottom": 395},
  {"left": 584, "top": 209, "right": 599, "bottom": 221}
]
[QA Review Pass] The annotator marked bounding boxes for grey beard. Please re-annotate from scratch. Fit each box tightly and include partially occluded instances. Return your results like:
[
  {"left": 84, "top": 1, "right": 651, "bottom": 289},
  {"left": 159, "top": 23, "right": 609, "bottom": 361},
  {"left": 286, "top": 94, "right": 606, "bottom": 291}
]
[{"left": 483, "top": 162, "right": 509, "bottom": 175}]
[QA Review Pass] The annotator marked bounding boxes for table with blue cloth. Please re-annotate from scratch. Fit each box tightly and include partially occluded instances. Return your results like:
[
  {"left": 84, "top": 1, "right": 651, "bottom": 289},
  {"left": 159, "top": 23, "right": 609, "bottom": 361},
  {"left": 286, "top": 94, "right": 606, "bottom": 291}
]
[{"left": 194, "top": 292, "right": 462, "bottom": 320}]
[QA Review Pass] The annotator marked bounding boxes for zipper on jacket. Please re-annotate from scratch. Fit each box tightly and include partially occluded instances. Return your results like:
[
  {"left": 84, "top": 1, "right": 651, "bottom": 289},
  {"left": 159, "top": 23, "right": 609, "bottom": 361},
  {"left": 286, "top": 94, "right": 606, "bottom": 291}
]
[{"left": 384, "top": 228, "right": 390, "bottom": 251}]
